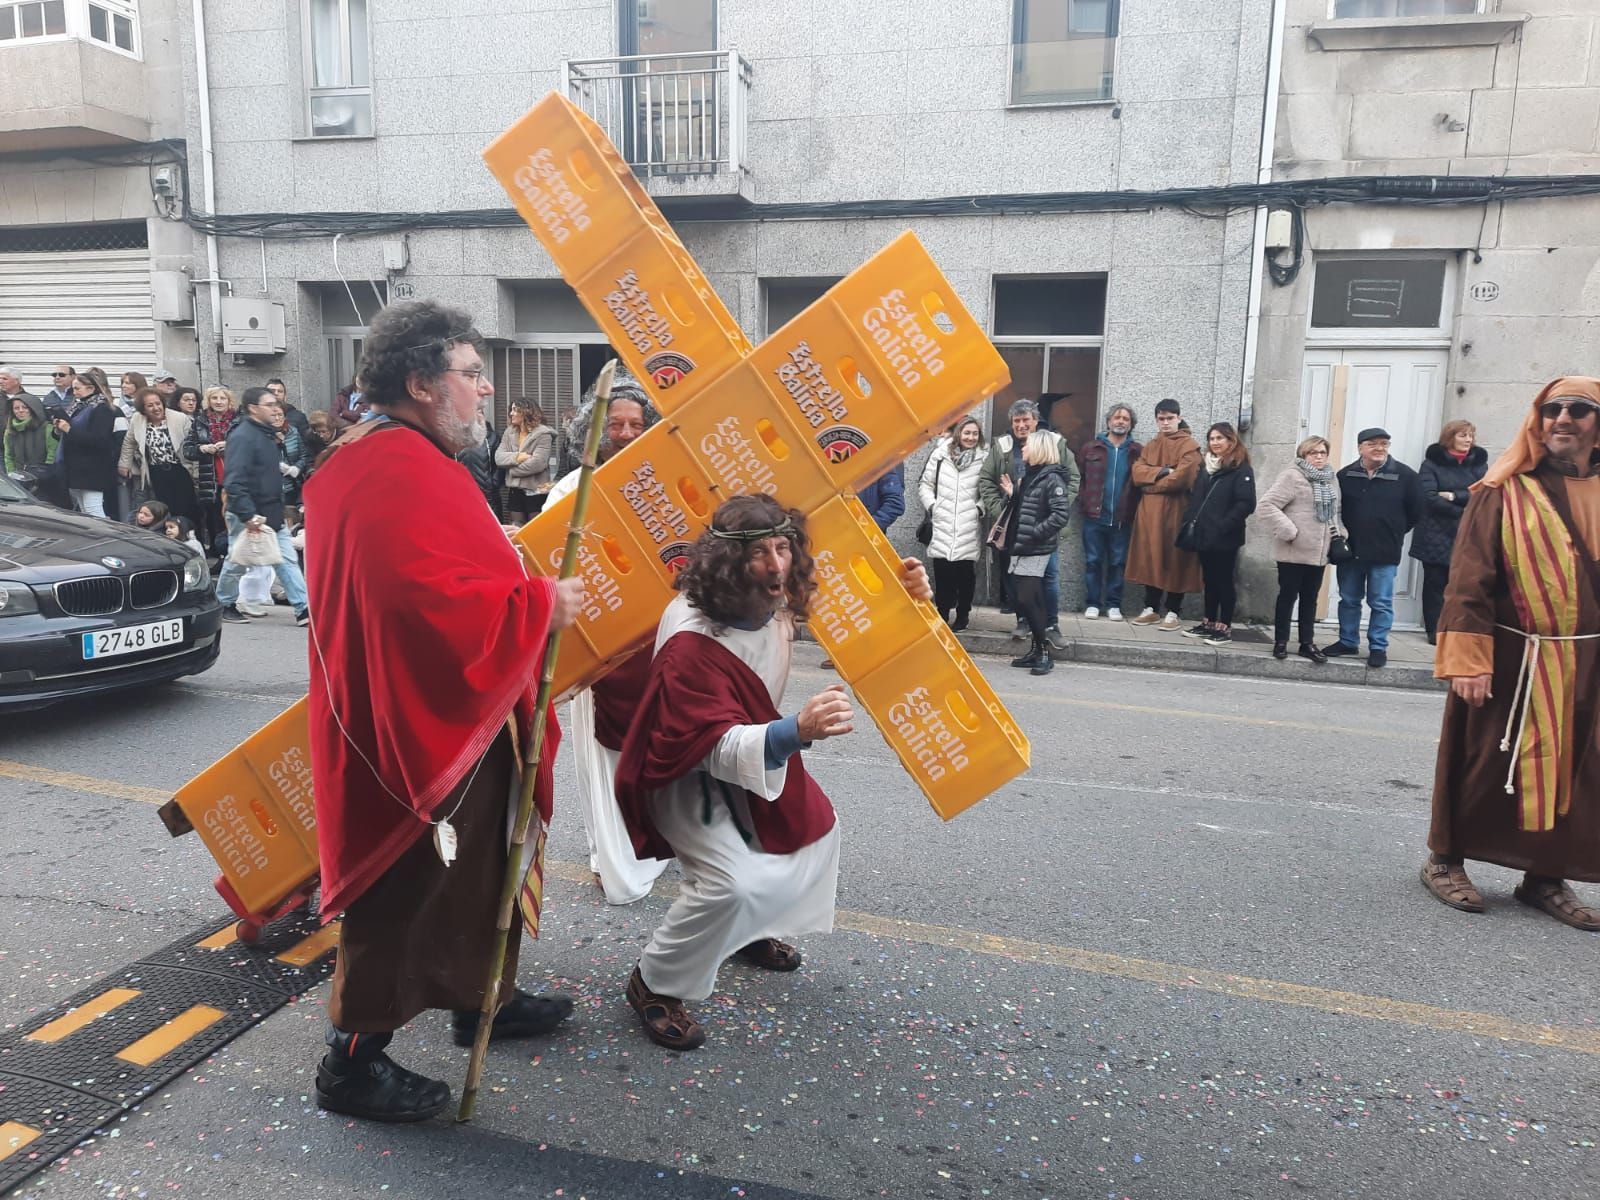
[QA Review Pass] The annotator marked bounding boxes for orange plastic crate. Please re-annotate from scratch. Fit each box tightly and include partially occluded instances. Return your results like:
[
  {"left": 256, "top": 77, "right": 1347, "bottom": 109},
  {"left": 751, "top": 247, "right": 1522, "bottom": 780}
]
[{"left": 482, "top": 93, "right": 752, "bottom": 411}]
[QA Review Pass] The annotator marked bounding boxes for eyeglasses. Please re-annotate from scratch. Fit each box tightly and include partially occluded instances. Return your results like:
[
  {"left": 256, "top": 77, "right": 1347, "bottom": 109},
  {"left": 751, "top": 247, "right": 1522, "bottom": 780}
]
[
  {"left": 1539, "top": 398, "right": 1600, "bottom": 421},
  {"left": 442, "top": 367, "right": 487, "bottom": 383},
  {"left": 1304, "top": 448, "right": 1330, "bottom": 457},
  {"left": 51, "top": 371, "right": 70, "bottom": 378}
]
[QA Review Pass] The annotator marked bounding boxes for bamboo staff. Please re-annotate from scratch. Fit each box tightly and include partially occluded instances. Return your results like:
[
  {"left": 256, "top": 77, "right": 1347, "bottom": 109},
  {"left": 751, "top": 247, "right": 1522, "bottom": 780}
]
[{"left": 457, "top": 358, "right": 616, "bottom": 1122}]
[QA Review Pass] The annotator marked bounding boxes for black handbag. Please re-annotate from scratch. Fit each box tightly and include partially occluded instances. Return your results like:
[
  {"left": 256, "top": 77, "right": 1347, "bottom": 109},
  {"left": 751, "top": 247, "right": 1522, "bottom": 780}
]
[
  {"left": 1327, "top": 525, "right": 1353, "bottom": 564},
  {"left": 1174, "top": 475, "right": 1214, "bottom": 551},
  {"left": 915, "top": 459, "right": 941, "bottom": 546}
]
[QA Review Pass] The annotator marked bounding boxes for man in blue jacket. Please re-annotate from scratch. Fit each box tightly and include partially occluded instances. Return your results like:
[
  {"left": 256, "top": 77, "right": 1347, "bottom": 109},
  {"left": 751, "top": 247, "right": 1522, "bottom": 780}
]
[
  {"left": 856, "top": 464, "right": 905, "bottom": 533},
  {"left": 214, "top": 386, "right": 311, "bottom": 626}
]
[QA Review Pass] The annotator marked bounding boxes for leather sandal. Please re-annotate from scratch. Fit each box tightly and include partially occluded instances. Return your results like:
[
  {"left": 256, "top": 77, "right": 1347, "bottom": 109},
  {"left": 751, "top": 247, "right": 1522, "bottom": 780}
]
[
  {"left": 1420, "top": 859, "right": 1486, "bottom": 913},
  {"left": 734, "top": 937, "right": 803, "bottom": 972},
  {"left": 1513, "top": 876, "right": 1600, "bottom": 931},
  {"left": 626, "top": 966, "right": 706, "bottom": 1050}
]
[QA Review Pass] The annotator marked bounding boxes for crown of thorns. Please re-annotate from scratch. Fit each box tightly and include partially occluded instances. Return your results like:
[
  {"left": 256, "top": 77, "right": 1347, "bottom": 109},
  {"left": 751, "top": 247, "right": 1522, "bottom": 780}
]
[{"left": 707, "top": 515, "right": 795, "bottom": 543}]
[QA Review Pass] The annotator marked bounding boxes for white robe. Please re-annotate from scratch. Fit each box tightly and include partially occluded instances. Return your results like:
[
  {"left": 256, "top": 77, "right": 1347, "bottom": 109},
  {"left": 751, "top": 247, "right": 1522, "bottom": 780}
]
[
  {"left": 548, "top": 466, "right": 668, "bottom": 904},
  {"left": 636, "top": 594, "right": 841, "bottom": 1002}
]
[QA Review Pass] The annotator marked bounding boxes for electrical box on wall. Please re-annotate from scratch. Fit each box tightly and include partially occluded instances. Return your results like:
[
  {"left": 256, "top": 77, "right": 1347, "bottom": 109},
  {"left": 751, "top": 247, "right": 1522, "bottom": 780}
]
[
  {"left": 221, "top": 298, "right": 287, "bottom": 354},
  {"left": 151, "top": 271, "right": 194, "bottom": 322}
]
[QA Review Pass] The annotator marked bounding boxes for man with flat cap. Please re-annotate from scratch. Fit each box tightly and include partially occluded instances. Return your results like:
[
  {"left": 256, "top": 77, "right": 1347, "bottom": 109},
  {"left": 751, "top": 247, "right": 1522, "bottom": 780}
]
[{"left": 1324, "top": 427, "right": 1421, "bottom": 668}]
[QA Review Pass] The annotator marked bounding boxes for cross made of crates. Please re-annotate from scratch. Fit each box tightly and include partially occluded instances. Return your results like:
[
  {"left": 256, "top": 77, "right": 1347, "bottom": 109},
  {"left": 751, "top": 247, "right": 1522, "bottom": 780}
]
[{"left": 165, "top": 93, "right": 1031, "bottom": 933}]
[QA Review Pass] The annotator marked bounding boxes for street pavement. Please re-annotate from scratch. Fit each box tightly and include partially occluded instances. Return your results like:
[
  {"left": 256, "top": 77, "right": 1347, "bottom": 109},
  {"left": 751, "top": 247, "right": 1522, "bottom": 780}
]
[{"left": 2, "top": 607, "right": 1597, "bottom": 1199}]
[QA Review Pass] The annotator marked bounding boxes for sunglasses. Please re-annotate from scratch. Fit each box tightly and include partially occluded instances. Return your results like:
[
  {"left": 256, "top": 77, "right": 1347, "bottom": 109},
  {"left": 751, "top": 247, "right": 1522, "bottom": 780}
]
[
  {"left": 1539, "top": 398, "right": 1600, "bottom": 421},
  {"left": 51, "top": 371, "right": 70, "bottom": 378}
]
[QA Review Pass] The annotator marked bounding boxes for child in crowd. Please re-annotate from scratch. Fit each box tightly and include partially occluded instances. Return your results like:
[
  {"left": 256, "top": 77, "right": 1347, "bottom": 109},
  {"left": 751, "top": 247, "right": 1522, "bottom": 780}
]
[
  {"left": 163, "top": 515, "right": 206, "bottom": 556},
  {"left": 133, "top": 500, "right": 170, "bottom": 530}
]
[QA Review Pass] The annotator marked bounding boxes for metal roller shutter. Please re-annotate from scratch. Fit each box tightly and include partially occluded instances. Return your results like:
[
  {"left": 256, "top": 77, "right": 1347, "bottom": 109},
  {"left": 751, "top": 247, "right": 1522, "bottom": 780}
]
[{"left": 0, "top": 236, "right": 158, "bottom": 391}]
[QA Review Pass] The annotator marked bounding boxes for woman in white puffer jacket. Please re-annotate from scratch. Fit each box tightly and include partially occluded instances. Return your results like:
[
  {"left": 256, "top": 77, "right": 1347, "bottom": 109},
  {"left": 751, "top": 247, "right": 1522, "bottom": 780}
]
[{"left": 918, "top": 414, "right": 986, "bottom": 631}]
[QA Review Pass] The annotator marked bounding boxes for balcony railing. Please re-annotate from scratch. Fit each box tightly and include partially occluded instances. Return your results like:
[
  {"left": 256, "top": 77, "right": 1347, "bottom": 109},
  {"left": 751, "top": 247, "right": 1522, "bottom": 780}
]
[{"left": 564, "top": 50, "right": 751, "bottom": 180}]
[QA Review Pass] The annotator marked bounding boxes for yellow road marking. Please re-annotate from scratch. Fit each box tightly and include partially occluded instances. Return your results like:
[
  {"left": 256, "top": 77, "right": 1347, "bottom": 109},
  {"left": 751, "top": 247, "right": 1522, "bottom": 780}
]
[
  {"left": 25, "top": 988, "right": 141, "bottom": 1043},
  {"left": 276, "top": 925, "right": 339, "bottom": 967},
  {"left": 0, "top": 1122, "right": 41, "bottom": 1161},
  {"left": 116, "top": 1005, "right": 226, "bottom": 1066},
  {"left": 195, "top": 927, "right": 237, "bottom": 950},
  {"left": 544, "top": 859, "right": 1600, "bottom": 1058},
  {"left": 6, "top": 760, "right": 1581, "bottom": 1058},
  {"left": 0, "top": 760, "right": 168, "bottom": 805}
]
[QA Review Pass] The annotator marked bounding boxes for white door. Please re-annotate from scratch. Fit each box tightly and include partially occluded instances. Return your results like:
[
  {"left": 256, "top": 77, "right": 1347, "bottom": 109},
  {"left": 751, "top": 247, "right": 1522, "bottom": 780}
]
[{"left": 1298, "top": 347, "right": 1447, "bottom": 629}]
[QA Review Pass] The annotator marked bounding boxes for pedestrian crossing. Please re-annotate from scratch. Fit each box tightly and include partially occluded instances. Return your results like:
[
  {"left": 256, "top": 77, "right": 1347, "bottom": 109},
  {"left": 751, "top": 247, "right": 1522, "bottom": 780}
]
[{"left": 0, "top": 909, "right": 339, "bottom": 1192}]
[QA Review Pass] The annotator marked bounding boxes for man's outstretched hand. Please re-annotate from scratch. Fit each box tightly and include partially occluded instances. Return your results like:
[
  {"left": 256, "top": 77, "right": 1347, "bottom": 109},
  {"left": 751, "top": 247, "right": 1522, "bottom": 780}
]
[
  {"left": 899, "top": 556, "right": 933, "bottom": 603},
  {"left": 797, "top": 684, "right": 855, "bottom": 742}
]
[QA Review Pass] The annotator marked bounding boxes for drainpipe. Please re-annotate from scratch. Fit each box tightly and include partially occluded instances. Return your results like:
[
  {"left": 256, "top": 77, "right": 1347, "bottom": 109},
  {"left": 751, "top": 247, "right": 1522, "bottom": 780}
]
[
  {"left": 1238, "top": 0, "right": 1287, "bottom": 433},
  {"left": 191, "top": 0, "right": 223, "bottom": 382}
]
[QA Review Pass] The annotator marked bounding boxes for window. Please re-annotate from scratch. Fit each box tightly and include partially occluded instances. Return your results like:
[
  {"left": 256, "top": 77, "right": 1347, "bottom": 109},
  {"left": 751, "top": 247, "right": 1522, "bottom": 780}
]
[
  {"left": 1010, "top": 0, "right": 1118, "bottom": 106},
  {"left": 1330, "top": 0, "right": 1482, "bottom": 16},
  {"left": 762, "top": 278, "right": 840, "bottom": 337},
  {"left": 86, "top": 0, "right": 133, "bottom": 52},
  {"left": 990, "top": 276, "right": 1106, "bottom": 446},
  {"left": 1309, "top": 258, "right": 1448, "bottom": 331},
  {"left": 0, "top": 1, "right": 67, "bottom": 42},
  {"left": 303, "top": 0, "right": 372, "bottom": 138}
]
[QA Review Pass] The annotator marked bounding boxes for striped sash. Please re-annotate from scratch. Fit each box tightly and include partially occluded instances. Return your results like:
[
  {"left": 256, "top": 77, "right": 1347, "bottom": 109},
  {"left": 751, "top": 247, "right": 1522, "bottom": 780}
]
[{"left": 1498, "top": 475, "right": 1587, "bottom": 831}]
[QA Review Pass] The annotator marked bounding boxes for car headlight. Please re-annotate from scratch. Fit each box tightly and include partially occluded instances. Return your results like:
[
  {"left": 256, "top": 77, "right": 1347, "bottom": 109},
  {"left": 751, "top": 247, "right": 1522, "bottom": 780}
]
[
  {"left": 0, "top": 580, "right": 39, "bottom": 616},
  {"left": 182, "top": 554, "right": 211, "bottom": 593}
]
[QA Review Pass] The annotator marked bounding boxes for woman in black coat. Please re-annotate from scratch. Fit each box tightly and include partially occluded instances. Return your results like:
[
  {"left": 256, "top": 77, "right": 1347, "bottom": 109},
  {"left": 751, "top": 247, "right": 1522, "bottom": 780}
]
[
  {"left": 1183, "top": 422, "right": 1255, "bottom": 646},
  {"left": 51, "top": 373, "right": 119, "bottom": 519},
  {"left": 1409, "top": 419, "right": 1488, "bottom": 644},
  {"left": 1000, "top": 431, "right": 1074, "bottom": 675}
]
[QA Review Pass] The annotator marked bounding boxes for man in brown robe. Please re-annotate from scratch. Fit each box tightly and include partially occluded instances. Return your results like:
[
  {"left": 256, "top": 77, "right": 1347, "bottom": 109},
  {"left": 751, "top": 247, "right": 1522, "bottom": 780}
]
[
  {"left": 1125, "top": 398, "right": 1202, "bottom": 629},
  {"left": 1422, "top": 377, "right": 1600, "bottom": 929}
]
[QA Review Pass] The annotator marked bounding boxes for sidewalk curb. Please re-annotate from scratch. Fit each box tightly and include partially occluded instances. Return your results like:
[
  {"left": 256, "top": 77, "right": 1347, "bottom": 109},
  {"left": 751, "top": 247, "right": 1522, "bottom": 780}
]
[{"left": 956, "top": 630, "right": 1447, "bottom": 692}]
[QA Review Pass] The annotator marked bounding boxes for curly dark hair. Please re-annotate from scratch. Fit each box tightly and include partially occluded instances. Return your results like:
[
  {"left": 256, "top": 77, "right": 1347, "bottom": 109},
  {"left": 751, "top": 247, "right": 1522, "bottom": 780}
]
[
  {"left": 677, "top": 495, "right": 817, "bottom": 627},
  {"left": 359, "top": 300, "right": 484, "bottom": 411}
]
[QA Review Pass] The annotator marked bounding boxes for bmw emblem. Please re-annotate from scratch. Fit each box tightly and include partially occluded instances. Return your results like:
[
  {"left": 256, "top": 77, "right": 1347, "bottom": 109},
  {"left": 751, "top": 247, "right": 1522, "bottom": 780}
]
[{"left": 101, "top": 556, "right": 125, "bottom": 569}]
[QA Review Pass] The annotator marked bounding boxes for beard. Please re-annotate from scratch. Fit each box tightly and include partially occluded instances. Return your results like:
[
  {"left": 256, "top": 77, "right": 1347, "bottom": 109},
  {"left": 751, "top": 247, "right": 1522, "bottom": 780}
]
[{"left": 433, "top": 404, "right": 487, "bottom": 454}]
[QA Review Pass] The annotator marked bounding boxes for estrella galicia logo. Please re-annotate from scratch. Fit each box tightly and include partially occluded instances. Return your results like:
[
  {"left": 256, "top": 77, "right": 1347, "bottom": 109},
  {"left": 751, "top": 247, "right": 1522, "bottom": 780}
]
[
  {"left": 644, "top": 351, "right": 695, "bottom": 390},
  {"left": 816, "top": 425, "right": 869, "bottom": 465},
  {"left": 658, "top": 541, "right": 693, "bottom": 573}
]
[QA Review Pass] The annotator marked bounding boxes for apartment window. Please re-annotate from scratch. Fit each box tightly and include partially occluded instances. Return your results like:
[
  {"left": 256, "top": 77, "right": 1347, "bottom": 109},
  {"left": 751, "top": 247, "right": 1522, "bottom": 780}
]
[
  {"left": 990, "top": 276, "right": 1106, "bottom": 446},
  {"left": 763, "top": 278, "right": 840, "bottom": 337},
  {"left": 86, "top": 0, "right": 133, "bottom": 51},
  {"left": 0, "top": 1, "right": 67, "bottom": 41},
  {"left": 304, "top": 0, "right": 372, "bottom": 138},
  {"left": 1309, "top": 258, "right": 1449, "bottom": 332},
  {"left": 1010, "top": 0, "right": 1119, "bottom": 106},
  {"left": 1330, "top": 0, "right": 1482, "bottom": 16}
]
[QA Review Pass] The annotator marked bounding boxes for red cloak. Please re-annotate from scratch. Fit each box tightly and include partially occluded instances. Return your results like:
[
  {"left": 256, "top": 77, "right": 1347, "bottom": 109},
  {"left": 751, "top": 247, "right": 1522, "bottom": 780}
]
[
  {"left": 614, "top": 628, "right": 835, "bottom": 862},
  {"left": 304, "top": 422, "right": 560, "bottom": 919},
  {"left": 591, "top": 645, "right": 652, "bottom": 753}
]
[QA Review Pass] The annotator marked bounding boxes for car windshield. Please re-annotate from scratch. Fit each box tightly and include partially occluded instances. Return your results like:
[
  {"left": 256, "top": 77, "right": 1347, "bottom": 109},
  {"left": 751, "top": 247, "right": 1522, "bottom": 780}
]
[{"left": 0, "top": 474, "right": 30, "bottom": 502}]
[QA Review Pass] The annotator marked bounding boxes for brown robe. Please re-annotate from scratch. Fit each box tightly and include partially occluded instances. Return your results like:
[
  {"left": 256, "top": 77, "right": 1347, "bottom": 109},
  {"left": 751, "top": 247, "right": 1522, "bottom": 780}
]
[
  {"left": 1428, "top": 462, "right": 1600, "bottom": 882},
  {"left": 329, "top": 731, "right": 523, "bottom": 1032},
  {"left": 1124, "top": 429, "right": 1203, "bottom": 595}
]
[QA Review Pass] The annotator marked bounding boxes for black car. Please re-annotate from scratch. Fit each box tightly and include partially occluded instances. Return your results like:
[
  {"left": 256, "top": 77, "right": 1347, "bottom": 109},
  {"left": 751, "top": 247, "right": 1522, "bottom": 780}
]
[{"left": 0, "top": 473, "right": 221, "bottom": 710}]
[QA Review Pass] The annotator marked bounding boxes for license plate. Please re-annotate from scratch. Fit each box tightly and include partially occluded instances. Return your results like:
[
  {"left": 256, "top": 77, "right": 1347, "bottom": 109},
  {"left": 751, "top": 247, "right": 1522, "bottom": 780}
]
[{"left": 81, "top": 618, "right": 185, "bottom": 660}]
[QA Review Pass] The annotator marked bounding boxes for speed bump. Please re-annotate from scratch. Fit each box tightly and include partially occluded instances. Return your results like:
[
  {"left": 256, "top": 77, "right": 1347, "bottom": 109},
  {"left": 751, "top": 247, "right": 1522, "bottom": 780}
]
[{"left": 0, "top": 904, "right": 338, "bottom": 1194}]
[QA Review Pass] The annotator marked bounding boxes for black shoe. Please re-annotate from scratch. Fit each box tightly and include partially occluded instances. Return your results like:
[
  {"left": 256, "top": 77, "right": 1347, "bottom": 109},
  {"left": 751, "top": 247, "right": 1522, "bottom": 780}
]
[
  {"left": 999, "top": 604, "right": 1014, "bottom": 615},
  {"left": 1044, "top": 625, "right": 1066, "bottom": 650},
  {"left": 219, "top": 604, "right": 247, "bottom": 624},
  {"left": 1203, "top": 628, "right": 1232, "bottom": 646},
  {"left": 1030, "top": 654, "right": 1055, "bottom": 676},
  {"left": 451, "top": 989, "right": 574, "bottom": 1047},
  {"left": 1367, "top": 650, "right": 1387, "bottom": 669},
  {"left": 1010, "top": 649, "right": 1042, "bottom": 668},
  {"left": 294, "top": 608, "right": 310, "bottom": 627},
  {"left": 1298, "top": 643, "right": 1328, "bottom": 664},
  {"left": 1181, "top": 622, "right": 1211, "bottom": 639},
  {"left": 315, "top": 1051, "right": 450, "bottom": 1123},
  {"left": 1322, "top": 641, "right": 1358, "bottom": 657},
  {"left": 1426, "top": 632, "right": 1437, "bottom": 646},
  {"left": 1272, "top": 641, "right": 1288, "bottom": 660},
  {"left": 951, "top": 614, "right": 969, "bottom": 633}
]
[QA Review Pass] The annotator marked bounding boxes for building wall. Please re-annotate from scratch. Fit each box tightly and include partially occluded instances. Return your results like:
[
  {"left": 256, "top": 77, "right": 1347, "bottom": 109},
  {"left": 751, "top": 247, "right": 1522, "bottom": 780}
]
[
  {"left": 1247, "top": 0, "right": 1600, "bottom": 621},
  {"left": 0, "top": 0, "right": 201, "bottom": 385},
  {"left": 192, "top": 0, "right": 1273, "bottom": 606}
]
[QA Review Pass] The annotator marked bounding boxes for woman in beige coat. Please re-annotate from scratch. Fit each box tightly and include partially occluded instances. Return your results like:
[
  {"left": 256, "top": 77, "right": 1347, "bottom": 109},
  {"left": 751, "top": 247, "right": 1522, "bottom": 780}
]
[
  {"left": 1254, "top": 434, "right": 1344, "bottom": 663},
  {"left": 117, "top": 387, "right": 198, "bottom": 523},
  {"left": 494, "top": 398, "right": 556, "bottom": 523}
]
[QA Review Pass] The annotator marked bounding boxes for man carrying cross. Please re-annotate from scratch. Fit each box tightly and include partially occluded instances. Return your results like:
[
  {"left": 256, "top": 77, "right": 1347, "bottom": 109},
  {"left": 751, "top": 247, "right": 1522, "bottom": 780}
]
[
  {"left": 615, "top": 494, "right": 931, "bottom": 1049},
  {"left": 1422, "top": 377, "right": 1600, "bottom": 929}
]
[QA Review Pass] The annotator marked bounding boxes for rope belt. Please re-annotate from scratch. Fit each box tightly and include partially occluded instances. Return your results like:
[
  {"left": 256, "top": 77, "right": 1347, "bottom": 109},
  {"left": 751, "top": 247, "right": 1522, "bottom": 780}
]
[{"left": 1493, "top": 622, "right": 1600, "bottom": 795}]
